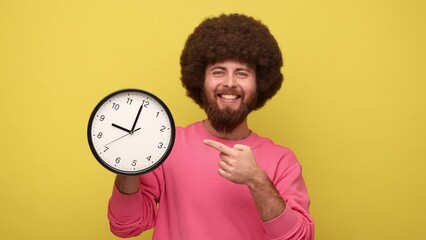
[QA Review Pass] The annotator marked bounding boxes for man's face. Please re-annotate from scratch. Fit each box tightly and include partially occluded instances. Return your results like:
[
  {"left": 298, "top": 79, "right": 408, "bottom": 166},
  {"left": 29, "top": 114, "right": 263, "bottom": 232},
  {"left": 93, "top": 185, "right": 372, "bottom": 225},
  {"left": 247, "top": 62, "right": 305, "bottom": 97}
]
[{"left": 202, "top": 60, "right": 257, "bottom": 133}]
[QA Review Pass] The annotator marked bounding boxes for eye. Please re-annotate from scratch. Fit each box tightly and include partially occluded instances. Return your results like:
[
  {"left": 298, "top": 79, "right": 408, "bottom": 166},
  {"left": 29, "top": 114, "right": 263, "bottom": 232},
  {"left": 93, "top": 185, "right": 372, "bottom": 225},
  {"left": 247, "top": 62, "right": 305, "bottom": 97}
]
[
  {"left": 235, "top": 71, "right": 249, "bottom": 78},
  {"left": 212, "top": 70, "right": 225, "bottom": 77}
]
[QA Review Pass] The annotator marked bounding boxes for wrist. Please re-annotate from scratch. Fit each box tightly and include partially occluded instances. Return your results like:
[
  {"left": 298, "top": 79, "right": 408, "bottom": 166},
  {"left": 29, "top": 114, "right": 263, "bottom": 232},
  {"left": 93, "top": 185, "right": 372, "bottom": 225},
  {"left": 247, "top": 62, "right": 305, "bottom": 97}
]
[
  {"left": 247, "top": 168, "right": 269, "bottom": 190},
  {"left": 115, "top": 175, "right": 141, "bottom": 195}
]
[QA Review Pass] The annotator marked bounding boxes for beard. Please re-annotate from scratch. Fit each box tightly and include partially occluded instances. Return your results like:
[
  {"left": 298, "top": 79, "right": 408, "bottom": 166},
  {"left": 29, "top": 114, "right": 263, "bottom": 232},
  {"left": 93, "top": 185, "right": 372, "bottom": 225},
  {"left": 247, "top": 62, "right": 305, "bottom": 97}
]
[{"left": 202, "top": 90, "right": 258, "bottom": 134}]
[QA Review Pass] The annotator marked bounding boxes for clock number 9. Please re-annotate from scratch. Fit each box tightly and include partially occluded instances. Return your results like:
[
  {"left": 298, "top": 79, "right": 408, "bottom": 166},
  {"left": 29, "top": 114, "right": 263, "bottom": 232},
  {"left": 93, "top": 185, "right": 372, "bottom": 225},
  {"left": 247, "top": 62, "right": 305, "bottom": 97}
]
[{"left": 99, "top": 115, "right": 105, "bottom": 121}]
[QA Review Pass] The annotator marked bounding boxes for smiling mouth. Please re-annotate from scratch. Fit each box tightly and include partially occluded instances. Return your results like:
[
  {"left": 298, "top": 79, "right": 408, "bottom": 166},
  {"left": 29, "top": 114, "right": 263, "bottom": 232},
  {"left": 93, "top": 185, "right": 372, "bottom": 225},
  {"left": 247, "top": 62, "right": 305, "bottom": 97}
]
[{"left": 218, "top": 94, "right": 240, "bottom": 100}]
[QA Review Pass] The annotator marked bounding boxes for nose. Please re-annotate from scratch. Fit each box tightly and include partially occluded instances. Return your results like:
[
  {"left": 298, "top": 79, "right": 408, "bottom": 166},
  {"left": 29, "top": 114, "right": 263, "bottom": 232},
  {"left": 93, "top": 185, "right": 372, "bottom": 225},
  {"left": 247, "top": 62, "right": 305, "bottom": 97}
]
[{"left": 222, "top": 75, "right": 237, "bottom": 88}]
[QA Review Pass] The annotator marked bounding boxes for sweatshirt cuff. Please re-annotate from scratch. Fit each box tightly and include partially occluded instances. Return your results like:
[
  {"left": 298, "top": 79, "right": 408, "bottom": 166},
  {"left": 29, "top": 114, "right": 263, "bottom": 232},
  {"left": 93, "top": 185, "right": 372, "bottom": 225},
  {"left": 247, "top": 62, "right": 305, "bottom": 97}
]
[
  {"left": 263, "top": 206, "right": 300, "bottom": 239},
  {"left": 109, "top": 184, "right": 143, "bottom": 218}
]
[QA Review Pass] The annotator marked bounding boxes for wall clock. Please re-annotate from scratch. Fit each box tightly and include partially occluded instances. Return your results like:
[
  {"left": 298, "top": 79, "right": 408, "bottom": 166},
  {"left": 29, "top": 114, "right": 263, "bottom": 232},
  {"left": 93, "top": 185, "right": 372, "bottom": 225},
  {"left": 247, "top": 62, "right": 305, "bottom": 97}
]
[{"left": 87, "top": 89, "right": 175, "bottom": 175}]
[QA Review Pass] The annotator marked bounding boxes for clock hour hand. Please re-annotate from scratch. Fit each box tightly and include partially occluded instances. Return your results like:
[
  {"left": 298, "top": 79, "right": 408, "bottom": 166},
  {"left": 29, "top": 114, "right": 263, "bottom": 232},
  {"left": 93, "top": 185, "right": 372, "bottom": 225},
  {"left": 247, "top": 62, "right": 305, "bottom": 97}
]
[
  {"left": 105, "top": 127, "right": 141, "bottom": 146},
  {"left": 131, "top": 104, "right": 143, "bottom": 134},
  {"left": 112, "top": 123, "right": 132, "bottom": 133}
]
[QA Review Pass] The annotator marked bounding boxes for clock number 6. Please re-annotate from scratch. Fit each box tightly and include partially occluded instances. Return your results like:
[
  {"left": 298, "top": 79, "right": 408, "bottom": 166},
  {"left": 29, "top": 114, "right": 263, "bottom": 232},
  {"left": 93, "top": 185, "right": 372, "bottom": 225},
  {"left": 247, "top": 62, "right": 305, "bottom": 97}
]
[{"left": 132, "top": 160, "right": 138, "bottom": 166}]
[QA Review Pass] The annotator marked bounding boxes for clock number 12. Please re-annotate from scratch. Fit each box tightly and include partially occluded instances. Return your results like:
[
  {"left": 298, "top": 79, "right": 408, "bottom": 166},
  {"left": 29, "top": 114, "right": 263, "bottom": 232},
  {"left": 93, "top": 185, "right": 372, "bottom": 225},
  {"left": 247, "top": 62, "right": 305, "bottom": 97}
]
[{"left": 141, "top": 100, "right": 149, "bottom": 108}]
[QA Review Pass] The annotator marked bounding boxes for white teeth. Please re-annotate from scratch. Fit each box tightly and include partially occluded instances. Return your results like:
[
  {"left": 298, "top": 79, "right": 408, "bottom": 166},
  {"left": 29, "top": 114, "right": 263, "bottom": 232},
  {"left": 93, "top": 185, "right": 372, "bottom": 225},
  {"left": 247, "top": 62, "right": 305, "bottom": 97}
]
[{"left": 220, "top": 94, "right": 238, "bottom": 99}]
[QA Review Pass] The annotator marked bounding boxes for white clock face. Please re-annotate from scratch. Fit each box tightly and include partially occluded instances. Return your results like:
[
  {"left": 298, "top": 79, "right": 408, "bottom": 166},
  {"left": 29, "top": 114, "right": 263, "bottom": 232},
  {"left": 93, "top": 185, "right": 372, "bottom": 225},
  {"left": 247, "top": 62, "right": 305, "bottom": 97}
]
[{"left": 88, "top": 89, "right": 175, "bottom": 175}]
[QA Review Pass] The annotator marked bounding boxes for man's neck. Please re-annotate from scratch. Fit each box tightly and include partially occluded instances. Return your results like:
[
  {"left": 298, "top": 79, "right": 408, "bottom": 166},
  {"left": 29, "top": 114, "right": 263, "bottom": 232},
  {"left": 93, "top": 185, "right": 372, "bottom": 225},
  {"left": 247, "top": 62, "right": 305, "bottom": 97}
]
[{"left": 203, "top": 119, "right": 251, "bottom": 140}]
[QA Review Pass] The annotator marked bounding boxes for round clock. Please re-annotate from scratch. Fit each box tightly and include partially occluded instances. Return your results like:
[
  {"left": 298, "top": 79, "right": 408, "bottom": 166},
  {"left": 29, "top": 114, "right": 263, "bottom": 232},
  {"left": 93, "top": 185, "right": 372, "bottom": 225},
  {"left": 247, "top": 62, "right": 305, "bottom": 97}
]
[{"left": 87, "top": 89, "right": 175, "bottom": 175}]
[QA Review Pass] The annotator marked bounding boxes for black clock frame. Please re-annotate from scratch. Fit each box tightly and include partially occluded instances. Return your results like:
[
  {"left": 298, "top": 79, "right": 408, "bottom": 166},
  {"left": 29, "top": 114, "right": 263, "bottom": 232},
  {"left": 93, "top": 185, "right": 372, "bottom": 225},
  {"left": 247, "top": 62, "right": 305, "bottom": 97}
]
[{"left": 87, "top": 88, "right": 176, "bottom": 175}]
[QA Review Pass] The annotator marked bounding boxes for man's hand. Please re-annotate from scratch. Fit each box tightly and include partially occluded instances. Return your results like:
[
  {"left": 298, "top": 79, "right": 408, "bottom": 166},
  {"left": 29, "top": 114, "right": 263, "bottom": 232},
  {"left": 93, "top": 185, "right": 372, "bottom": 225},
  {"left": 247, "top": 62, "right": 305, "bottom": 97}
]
[
  {"left": 115, "top": 175, "right": 141, "bottom": 195},
  {"left": 203, "top": 139, "right": 263, "bottom": 186},
  {"left": 203, "top": 139, "right": 286, "bottom": 221}
]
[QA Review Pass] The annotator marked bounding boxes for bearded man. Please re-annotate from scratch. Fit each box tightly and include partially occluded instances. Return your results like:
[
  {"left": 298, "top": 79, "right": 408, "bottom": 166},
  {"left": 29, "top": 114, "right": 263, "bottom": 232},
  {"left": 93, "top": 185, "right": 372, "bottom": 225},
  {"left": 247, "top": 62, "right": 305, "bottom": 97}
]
[{"left": 108, "top": 13, "right": 314, "bottom": 240}]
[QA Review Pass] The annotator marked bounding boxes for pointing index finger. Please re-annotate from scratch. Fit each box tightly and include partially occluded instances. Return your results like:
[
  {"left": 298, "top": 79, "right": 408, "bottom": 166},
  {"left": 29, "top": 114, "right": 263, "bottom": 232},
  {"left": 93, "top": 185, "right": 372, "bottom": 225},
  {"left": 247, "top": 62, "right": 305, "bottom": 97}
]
[{"left": 203, "top": 139, "right": 235, "bottom": 155}]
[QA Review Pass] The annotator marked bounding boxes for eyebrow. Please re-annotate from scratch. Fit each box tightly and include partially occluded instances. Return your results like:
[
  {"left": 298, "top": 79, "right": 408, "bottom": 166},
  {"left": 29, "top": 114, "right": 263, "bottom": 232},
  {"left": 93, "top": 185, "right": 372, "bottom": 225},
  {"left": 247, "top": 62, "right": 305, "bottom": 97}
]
[
  {"left": 210, "top": 66, "right": 226, "bottom": 71},
  {"left": 209, "top": 66, "right": 251, "bottom": 72}
]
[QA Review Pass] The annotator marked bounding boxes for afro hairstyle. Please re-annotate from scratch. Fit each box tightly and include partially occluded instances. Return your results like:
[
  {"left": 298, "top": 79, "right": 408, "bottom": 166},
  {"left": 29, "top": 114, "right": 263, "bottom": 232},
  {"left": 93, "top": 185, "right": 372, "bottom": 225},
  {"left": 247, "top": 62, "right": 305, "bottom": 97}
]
[{"left": 180, "top": 13, "right": 284, "bottom": 110}]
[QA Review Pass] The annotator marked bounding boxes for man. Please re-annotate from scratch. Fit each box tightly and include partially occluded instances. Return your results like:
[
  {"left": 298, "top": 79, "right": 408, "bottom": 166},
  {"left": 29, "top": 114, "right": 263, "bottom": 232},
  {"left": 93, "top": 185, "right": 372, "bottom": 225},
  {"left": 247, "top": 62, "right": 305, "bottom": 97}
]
[{"left": 108, "top": 13, "right": 314, "bottom": 239}]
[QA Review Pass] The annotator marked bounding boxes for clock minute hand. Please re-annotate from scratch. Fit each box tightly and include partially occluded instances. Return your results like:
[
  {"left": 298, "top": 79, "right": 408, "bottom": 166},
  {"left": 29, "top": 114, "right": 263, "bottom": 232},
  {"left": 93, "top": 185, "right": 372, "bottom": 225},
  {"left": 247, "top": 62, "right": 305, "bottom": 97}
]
[
  {"left": 131, "top": 104, "right": 143, "bottom": 134},
  {"left": 104, "top": 127, "right": 141, "bottom": 146}
]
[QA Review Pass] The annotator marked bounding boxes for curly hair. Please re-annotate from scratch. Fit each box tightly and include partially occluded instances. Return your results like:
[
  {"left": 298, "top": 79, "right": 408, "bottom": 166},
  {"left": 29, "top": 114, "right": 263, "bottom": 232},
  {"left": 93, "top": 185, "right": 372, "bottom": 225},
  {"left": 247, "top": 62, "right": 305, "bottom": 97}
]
[{"left": 180, "top": 13, "right": 283, "bottom": 110}]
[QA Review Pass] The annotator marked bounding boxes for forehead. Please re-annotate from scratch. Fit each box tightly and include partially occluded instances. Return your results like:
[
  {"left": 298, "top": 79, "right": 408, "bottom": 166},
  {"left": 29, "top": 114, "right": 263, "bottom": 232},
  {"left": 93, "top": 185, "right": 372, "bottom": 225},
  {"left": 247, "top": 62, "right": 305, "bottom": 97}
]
[{"left": 207, "top": 59, "right": 255, "bottom": 70}]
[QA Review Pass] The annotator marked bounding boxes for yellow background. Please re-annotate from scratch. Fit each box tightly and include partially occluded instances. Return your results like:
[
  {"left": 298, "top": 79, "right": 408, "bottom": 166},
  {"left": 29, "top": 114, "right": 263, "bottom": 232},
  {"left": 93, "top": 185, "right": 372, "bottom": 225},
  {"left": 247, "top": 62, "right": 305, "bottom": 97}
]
[{"left": 1, "top": 0, "right": 425, "bottom": 239}]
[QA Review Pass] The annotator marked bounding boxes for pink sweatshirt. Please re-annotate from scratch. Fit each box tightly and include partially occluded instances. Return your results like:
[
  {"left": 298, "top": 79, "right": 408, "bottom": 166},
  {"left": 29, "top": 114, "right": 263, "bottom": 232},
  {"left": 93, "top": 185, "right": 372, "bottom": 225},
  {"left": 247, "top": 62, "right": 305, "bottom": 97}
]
[{"left": 108, "top": 121, "right": 314, "bottom": 239}]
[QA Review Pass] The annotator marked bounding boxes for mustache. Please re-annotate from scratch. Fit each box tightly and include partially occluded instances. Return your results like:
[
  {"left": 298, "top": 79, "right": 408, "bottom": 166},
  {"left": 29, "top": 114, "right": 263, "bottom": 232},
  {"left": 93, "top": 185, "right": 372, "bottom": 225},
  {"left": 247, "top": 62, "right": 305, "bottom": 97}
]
[{"left": 216, "top": 87, "right": 242, "bottom": 96}]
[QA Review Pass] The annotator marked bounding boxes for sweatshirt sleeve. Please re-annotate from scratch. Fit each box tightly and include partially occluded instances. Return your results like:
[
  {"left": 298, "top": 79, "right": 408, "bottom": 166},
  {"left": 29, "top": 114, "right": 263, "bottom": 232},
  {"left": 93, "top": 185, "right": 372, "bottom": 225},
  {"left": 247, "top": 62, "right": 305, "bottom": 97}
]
[
  {"left": 107, "top": 166, "right": 164, "bottom": 238},
  {"left": 262, "top": 150, "right": 314, "bottom": 240}
]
